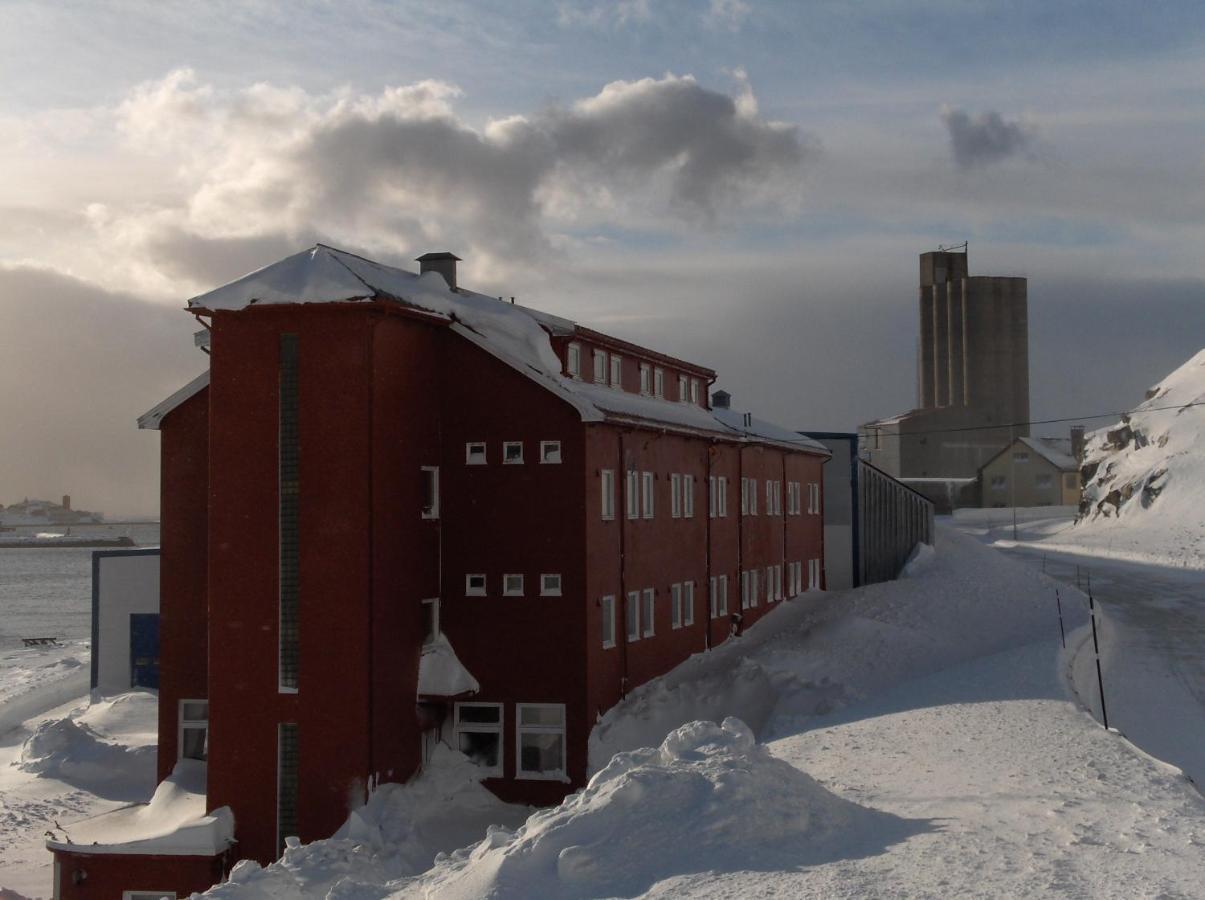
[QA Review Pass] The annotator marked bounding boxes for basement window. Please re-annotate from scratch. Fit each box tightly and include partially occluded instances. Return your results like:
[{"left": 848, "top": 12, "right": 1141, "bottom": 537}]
[
  {"left": 178, "top": 700, "right": 208, "bottom": 762},
  {"left": 420, "top": 466, "right": 439, "bottom": 519},
  {"left": 503, "top": 441, "right": 524, "bottom": 464},
  {"left": 455, "top": 703, "right": 503, "bottom": 776},
  {"left": 516, "top": 703, "right": 567, "bottom": 781},
  {"left": 466, "top": 574, "right": 487, "bottom": 596},
  {"left": 466, "top": 442, "right": 487, "bottom": 465},
  {"left": 503, "top": 574, "right": 525, "bottom": 597},
  {"left": 540, "top": 574, "right": 562, "bottom": 596},
  {"left": 540, "top": 441, "right": 562, "bottom": 464}
]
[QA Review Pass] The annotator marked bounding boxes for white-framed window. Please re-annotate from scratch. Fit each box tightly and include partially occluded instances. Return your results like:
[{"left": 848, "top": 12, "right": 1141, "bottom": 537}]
[
  {"left": 540, "top": 574, "right": 562, "bottom": 596},
  {"left": 808, "top": 559, "right": 821, "bottom": 590},
  {"left": 774, "top": 481, "right": 783, "bottom": 515},
  {"left": 503, "top": 574, "right": 525, "bottom": 597},
  {"left": 718, "top": 476, "right": 728, "bottom": 517},
  {"left": 420, "top": 466, "right": 439, "bottom": 519},
  {"left": 709, "top": 577, "right": 718, "bottom": 618},
  {"left": 642, "top": 471, "right": 655, "bottom": 519},
  {"left": 708, "top": 476, "right": 717, "bottom": 518},
  {"left": 593, "top": 349, "right": 608, "bottom": 383},
  {"left": 124, "top": 892, "right": 177, "bottom": 900},
  {"left": 639, "top": 362, "right": 652, "bottom": 395},
  {"left": 610, "top": 354, "right": 623, "bottom": 388},
  {"left": 179, "top": 700, "right": 208, "bottom": 761},
  {"left": 466, "top": 573, "right": 486, "bottom": 596},
  {"left": 567, "top": 342, "right": 581, "bottom": 378},
  {"left": 683, "top": 474, "right": 694, "bottom": 518},
  {"left": 642, "top": 588, "right": 655, "bottom": 637},
  {"left": 671, "top": 582, "right": 683, "bottom": 629},
  {"left": 766, "top": 480, "right": 774, "bottom": 515},
  {"left": 626, "top": 470, "right": 640, "bottom": 520},
  {"left": 516, "top": 703, "right": 566, "bottom": 781},
  {"left": 626, "top": 590, "right": 640, "bottom": 641},
  {"left": 990, "top": 475, "right": 1007, "bottom": 492},
  {"left": 671, "top": 474, "right": 682, "bottom": 518},
  {"left": 786, "top": 482, "right": 795, "bottom": 515},
  {"left": 503, "top": 441, "right": 524, "bottom": 465},
  {"left": 601, "top": 595, "right": 616, "bottom": 649},
  {"left": 741, "top": 478, "right": 748, "bottom": 515},
  {"left": 540, "top": 440, "right": 562, "bottom": 464},
  {"left": 601, "top": 469, "right": 616, "bottom": 520},
  {"left": 807, "top": 483, "right": 820, "bottom": 514},
  {"left": 455, "top": 703, "right": 503, "bottom": 776},
  {"left": 654, "top": 367, "right": 665, "bottom": 398},
  {"left": 741, "top": 570, "right": 750, "bottom": 610},
  {"left": 750, "top": 479, "right": 758, "bottom": 515},
  {"left": 683, "top": 581, "right": 695, "bottom": 626},
  {"left": 421, "top": 597, "right": 440, "bottom": 646},
  {"left": 690, "top": 378, "right": 700, "bottom": 404},
  {"left": 776, "top": 565, "right": 784, "bottom": 600},
  {"left": 678, "top": 373, "right": 689, "bottom": 402},
  {"left": 718, "top": 574, "right": 728, "bottom": 616},
  {"left": 465, "top": 442, "right": 487, "bottom": 465},
  {"left": 766, "top": 567, "right": 774, "bottom": 604}
]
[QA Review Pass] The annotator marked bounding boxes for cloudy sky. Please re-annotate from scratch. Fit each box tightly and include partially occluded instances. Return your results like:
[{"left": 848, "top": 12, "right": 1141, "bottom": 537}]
[{"left": 2, "top": 0, "right": 1204, "bottom": 515}]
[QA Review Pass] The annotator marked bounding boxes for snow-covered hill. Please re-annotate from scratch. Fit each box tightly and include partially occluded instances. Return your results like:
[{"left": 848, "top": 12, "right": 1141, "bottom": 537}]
[{"left": 1073, "top": 348, "right": 1205, "bottom": 566}]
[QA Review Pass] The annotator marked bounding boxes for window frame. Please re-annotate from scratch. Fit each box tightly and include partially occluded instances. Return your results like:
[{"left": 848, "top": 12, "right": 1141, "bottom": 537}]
[
  {"left": 626, "top": 590, "right": 641, "bottom": 641},
  {"left": 654, "top": 367, "right": 665, "bottom": 398},
  {"left": 465, "top": 442, "right": 487, "bottom": 465},
  {"left": 626, "top": 470, "right": 640, "bottom": 520},
  {"left": 540, "top": 440, "right": 562, "bottom": 464},
  {"left": 566, "top": 342, "right": 581, "bottom": 379},
  {"left": 671, "top": 582, "right": 683, "bottom": 629},
  {"left": 683, "top": 474, "right": 694, "bottom": 518},
  {"left": 503, "top": 441, "right": 524, "bottom": 465},
  {"left": 639, "top": 362, "right": 652, "bottom": 395},
  {"left": 642, "top": 588, "right": 655, "bottom": 637},
  {"left": 420, "top": 466, "right": 440, "bottom": 519},
  {"left": 593, "top": 349, "right": 608, "bottom": 384},
  {"left": 601, "top": 469, "right": 616, "bottom": 520},
  {"left": 601, "top": 595, "right": 616, "bottom": 649},
  {"left": 678, "top": 373, "right": 689, "bottom": 402},
  {"left": 540, "top": 574, "right": 562, "bottom": 597},
  {"left": 718, "top": 476, "right": 728, "bottom": 517},
  {"left": 719, "top": 574, "right": 728, "bottom": 616},
  {"left": 610, "top": 354, "right": 623, "bottom": 389},
  {"left": 465, "top": 573, "right": 487, "bottom": 597},
  {"left": 690, "top": 378, "right": 700, "bottom": 404},
  {"left": 671, "top": 473, "right": 682, "bottom": 518},
  {"left": 503, "top": 574, "right": 525, "bottom": 597},
  {"left": 684, "top": 581, "right": 695, "bottom": 626},
  {"left": 454, "top": 702, "right": 503, "bottom": 777},
  {"left": 641, "top": 471, "right": 655, "bottom": 519},
  {"left": 178, "top": 699, "right": 208, "bottom": 762},
  {"left": 515, "top": 702, "right": 567, "bottom": 782}
]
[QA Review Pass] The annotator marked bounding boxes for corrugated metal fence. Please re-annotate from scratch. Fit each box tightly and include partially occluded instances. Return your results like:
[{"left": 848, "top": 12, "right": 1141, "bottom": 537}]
[{"left": 858, "top": 460, "right": 935, "bottom": 586}]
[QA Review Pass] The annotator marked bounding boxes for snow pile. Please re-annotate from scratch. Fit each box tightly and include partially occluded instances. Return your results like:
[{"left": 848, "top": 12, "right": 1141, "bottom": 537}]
[
  {"left": 400, "top": 718, "right": 904, "bottom": 899},
  {"left": 0, "top": 641, "right": 88, "bottom": 738},
  {"left": 207, "top": 745, "right": 529, "bottom": 898},
  {"left": 48, "top": 759, "right": 234, "bottom": 856},
  {"left": 16, "top": 693, "right": 157, "bottom": 801},
  {"left": 1066, "top": 349, "right": 1205, "bottom": 566},
  {"left": 417, "top": 634, "right": 480, "bottom": 697}
]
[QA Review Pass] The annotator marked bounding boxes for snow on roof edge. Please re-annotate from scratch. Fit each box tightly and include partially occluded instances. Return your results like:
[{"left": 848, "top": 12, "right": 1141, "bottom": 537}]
[{"left": 137, "top": 370, "right": 210, "bottom": 431}]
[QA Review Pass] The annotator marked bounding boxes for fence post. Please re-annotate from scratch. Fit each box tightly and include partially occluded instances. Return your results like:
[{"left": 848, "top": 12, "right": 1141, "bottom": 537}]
[
  {"left": 1055, "top": 589, "right": 1066, "bottom": 649},
  {"left": 1088, "top": 589, "right": 1110, "bottom": 729}
]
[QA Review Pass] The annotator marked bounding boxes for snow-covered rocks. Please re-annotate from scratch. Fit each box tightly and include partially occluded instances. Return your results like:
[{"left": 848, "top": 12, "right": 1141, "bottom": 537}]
[
  {"left": 403, "top": 718, "right": 904, "bottom": 899},
  {"left": 1071, "top": 348, "right": 1205, "bottom": 566}
]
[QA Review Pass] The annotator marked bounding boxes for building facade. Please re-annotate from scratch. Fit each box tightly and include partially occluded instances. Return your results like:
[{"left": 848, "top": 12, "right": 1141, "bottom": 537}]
[
  {"left": 979, "top": 436, "right": 1081, "bottom": 508},
  {"left": 49, "top": 245, "right": 828, "bottom": 897},
  {"left": 860, "top": 248, "right": 1029, "bottom": 511}
]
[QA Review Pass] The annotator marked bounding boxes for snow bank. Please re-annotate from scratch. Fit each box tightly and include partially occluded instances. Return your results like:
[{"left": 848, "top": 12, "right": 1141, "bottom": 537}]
[
  {"left": 207, "top": 746, "right": 529, "bottom": 898},
  {"left": 1064, "top": 348, "right": 1205, "bottom": 567},
  {"left": 0, "top": 641, "right": 89, "bottom": 738},
  {"left": 17, "top": 694, "right": 157, "bottom": 802},
  {"left": 399, "top": 718, "right": 904, "bottom": 899}
]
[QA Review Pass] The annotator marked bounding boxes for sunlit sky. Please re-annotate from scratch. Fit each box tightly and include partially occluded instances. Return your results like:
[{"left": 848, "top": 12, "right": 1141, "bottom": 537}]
[{"left": 3, "top": 0, "right": 1204, "bottom": 515}]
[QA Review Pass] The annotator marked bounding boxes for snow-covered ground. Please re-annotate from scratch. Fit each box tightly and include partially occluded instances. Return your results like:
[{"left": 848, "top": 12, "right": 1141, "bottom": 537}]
[{"left": 197, "top": 526, "right": 1205, "bottom": 898}]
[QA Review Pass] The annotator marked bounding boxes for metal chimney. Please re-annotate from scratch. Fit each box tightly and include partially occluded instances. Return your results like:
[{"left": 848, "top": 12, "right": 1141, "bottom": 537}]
[
  {"left": 1070, "top": 425, "right": 1086, "bottom": 462},
  {"left": 415, "top": 252, "right": 462, "bottom": 291}
]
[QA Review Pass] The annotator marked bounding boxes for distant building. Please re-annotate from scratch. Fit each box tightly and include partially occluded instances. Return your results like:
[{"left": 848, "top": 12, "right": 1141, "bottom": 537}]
[
  {"left": 48, "top": 244, "right": 830, "bottom": 896},
  {"left": 860, "top": 247, "right": 1029, "bottom": 511},
  {"left": 978, "top": 436, "right": 1081, "bottom": 508}
]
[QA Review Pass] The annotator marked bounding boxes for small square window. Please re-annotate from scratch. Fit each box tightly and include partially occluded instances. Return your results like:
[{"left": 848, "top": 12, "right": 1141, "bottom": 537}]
[
  {"left": 466, "top": 442, "right": 487, "bottom": 465},
  {"left": 466, "top": 574, "right": 486, "bottom": 596},
  {"left": 540, "top": 574, "right": 562, "bottom": 596},
  {"left": 503, "top": 441, "right": 524, "bottom": 464},
  {"left": 540, "top": 441, "right": 562, "bottom": 464},
  {"left": 504, "top": 574, "right": 525, "bottom": 596}
]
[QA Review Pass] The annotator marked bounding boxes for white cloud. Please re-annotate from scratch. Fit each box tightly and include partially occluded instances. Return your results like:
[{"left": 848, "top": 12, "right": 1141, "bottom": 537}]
[
  {"left": 557, "top": 0, "right": 653, "bottom": 29},
  {"left": 705, "top": 0, "right": 752, "bottom": 31}
]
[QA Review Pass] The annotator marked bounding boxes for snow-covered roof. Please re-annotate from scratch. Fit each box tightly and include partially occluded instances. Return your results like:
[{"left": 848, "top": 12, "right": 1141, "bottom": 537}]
[
  {"left": 418, "top": 634, "right": 479, "bottom": 698},
  {"left": 1018, "top": 437, "right": 1079, "bottom": 471},
  {"left": 46, "top": 760, "right": 234, "bottom": 857},
  {"left": 137, "top": 370, "right": 209, "bottom": 431},
  {"left": 181, "top": 244, "right": 826, "bottom": 455}
]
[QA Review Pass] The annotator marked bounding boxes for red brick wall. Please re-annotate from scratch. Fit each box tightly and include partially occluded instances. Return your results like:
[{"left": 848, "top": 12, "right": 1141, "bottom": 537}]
[
  {"left": 156, "top": 387, "right": 210, "bottom": 782},
  {"left": 51, "top": 847, "right": 229, "bottom": 900}
]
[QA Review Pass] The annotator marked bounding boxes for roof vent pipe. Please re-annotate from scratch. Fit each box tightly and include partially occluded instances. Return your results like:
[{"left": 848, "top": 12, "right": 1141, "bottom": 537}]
[{"left": 416, "top": 252, "right": 462, "bottom": 291}]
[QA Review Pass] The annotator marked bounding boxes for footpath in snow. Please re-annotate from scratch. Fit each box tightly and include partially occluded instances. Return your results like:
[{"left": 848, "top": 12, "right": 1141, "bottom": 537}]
[{"left": 202, "top": 526, "right": 1205, "bottom": 898}]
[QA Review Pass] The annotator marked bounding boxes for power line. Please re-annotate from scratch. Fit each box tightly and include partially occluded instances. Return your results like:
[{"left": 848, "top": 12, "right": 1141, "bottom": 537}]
[{"left": 861, "top": 400, "right": 1203, "bottom": 439}]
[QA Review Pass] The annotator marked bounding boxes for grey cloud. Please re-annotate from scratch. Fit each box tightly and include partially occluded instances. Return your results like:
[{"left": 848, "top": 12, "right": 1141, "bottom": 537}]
[
  {"left": 0, "top": 267, "right": 202, "bottom": 516},
  {"left": 941, "top": 107, "right": 1037, "bottom": 169}
]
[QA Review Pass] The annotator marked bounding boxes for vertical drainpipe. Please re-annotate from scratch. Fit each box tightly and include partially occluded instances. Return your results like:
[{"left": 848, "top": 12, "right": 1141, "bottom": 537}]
[
  {"left": 781, "top": 449, "right": 788, "bottom": 598},
  {"left": 618, "top": 430, "right": 629, "bottom": 698},
  {"left": 704, "top": 441, "right": 713, "bottom": 651},
  {"left": 735, "top": 442, "right": 744, "bottom": 630},
  {"left": 850, "top": 434, "right": 861, "bottom": 588}
]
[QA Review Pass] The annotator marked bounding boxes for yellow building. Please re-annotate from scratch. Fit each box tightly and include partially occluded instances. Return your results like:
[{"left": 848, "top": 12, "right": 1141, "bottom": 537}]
[{"left": 979, "top": 437, "right": 1081, "bottom": 508}]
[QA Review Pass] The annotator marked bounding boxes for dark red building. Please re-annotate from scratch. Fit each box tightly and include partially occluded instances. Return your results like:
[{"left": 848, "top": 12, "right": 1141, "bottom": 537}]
[{"left": 49, "top": 245, "right": 827, "bottom": 896}]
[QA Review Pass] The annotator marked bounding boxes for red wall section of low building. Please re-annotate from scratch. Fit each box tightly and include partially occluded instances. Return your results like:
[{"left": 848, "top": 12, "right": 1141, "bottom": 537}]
[
  {"left": 50, "top": 847, "right": 230, "bottom": 900},
  {"left": 157, "top": 387, "right": 210, "bottom": 782}
]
